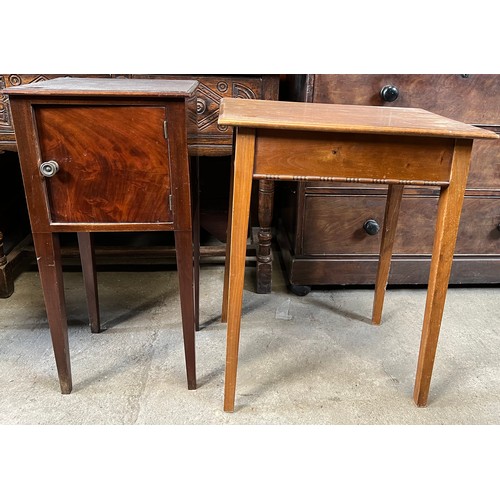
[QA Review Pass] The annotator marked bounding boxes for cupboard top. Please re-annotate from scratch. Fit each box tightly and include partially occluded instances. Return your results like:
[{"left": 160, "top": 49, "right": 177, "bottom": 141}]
[{"left": 4, "top": 77, "right": 199, "bottom": 98}]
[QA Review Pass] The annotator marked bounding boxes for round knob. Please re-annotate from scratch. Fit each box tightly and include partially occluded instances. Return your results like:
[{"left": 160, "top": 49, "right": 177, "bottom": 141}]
[
  {"left": 39, "top": 160, "right": 59, "bottom": 177},
  {"left": 380, "top": 85, "right": 399, "bottom": 102},
  {"left": 363, "top": 219, "right": 380, "bottom": 235}
]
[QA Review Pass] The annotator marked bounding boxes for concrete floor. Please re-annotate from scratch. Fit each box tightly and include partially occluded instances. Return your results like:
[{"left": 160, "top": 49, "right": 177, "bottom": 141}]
[{"left": 1, "top": 255, "right": 499, "bottom": 425}]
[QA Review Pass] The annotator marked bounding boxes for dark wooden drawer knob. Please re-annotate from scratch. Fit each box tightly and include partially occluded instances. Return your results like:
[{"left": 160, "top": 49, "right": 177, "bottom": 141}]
[
  {"left": 363, "top": 219, "right": 380, "bottom": 235},
  {"left": 380, "top": 85, "right": 399, "bottom": 102},
  {"left": 39, "top": 160, "right": 60, "bottom": 177}
]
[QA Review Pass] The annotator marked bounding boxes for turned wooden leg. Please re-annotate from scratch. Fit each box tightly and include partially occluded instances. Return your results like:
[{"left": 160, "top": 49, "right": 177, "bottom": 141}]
[
  {"left": 77, "top": 232, "right": 101, "bottom": 333},
  {"left": 191, "top": 156, "right": 200, "bottom": 331},
  {"left": 174, "top": 229, "right": 196, "bottom": 390},
  {"left": 413, "top": 140, "right": 472, "bottom": 407},
  {"left": 0, "top": 230, "right": 14, "bottom": 298},
  {"left": 372, "top": 184, "right": 404, "bottom": 325},
  {"left": 32, "top": 232, "right": 72, "bottom": 394},
  {"left": 224, "top": 128, "right": 255, "bottom": 412},
  {"left": 256, "top": 179, "right": 275, "bottom": 294}
]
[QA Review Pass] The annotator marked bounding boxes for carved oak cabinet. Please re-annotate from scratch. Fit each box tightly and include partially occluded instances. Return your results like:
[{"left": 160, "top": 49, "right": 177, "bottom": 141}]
[
  {"left": 278, "top": 75, "right": 500, "bottom": 287},
  {"left": 0, "top": 74, "right": 279, "bottom": 297}
]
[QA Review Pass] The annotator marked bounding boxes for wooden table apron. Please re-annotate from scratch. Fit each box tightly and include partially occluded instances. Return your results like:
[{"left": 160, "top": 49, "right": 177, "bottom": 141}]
[{"left": 220, "top": 118, "right": 494, "bottom": 412}]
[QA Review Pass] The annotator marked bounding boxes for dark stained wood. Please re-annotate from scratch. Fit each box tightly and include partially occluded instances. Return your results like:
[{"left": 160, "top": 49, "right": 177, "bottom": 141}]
[
  {"left": 77, "top": 232, "right": 100, "bottom": 333},
  {"left": 310, "top": 74, "right": 500, "bottom": 125},
  {"left": 256, "top": 180, "right": 274, "bottom": 293},
  {"left": 32, "top": 232, "right": 72, "bottom": 393},
  {"left": 294, "top": 194, "right": 500, "bottom": 258},
  {"left": 191, "top": 157, "right": 200, "bottom": 331},
  {"left": 1, "top": 74, "right": 280, "bottom": 298},
  {"left": 0, "top": 231, "right": 13, "bottom": 297},
  {"left": 277, "top": 75, "right": 500, "bottom": 288},
  {"left": 5, "top": 77, "right": 198, "bottom": 97},
  {"left": 36, "top": 105, "right": 173, "bottom": 224},
  {"left": 220, "top": 98, "right": 496, "bottom": 412},
  {"left": 174, "top": 230, "right": 196, "bottom": 390},
  {"left": 6, "top": 78, "right": 199, "bottom": 393}
]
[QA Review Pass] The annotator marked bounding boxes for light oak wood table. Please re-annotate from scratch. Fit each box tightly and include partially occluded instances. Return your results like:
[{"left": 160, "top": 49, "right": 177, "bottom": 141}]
[{"left": 218, "top": 97, "right": 498, "bottom": 412}]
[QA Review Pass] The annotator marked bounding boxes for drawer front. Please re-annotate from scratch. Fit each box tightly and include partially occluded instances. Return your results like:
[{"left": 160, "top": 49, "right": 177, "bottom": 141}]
[
  {"left": 36, "top": 105, "right": 173, "bottom": 224},
  {"left": 312, "top": 74, "right": 500, "bottom": 125},
  {"left": 469, "top": 136, "right": 500, "bottom": 189},
  {"left": 302, "top": 194, "right": 500, "bottom": 256}
]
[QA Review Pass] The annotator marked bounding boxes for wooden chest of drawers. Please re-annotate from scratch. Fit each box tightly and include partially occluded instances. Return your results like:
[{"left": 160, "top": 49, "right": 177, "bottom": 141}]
[{"left": 278, "top": 75, "right": 500, "bottom": 287}]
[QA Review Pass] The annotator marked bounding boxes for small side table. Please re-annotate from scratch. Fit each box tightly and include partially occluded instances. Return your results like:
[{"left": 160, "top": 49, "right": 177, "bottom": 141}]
[
  {"left": 218, "top": 98, "right": 498, "bottom": 412},
  {"left": 6, "top": 77, "right": 199, "bottom": 393}
]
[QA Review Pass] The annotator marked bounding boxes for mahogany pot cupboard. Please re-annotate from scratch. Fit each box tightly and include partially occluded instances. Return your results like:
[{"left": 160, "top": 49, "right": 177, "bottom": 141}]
[
  {"left": 5, "top": 77, "right": 203, "bottom": 392},
  {"left": 0, "top": 74, "right": 279, "bottom": 297}
]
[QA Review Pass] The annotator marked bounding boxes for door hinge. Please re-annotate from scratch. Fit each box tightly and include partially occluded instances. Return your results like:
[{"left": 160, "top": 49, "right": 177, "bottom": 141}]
[
  {"left": 168, "top": 193, "right": 173, "bottom": 212},
  {"left": 163, "top": 120, "right": 168, "bottom": 139}
]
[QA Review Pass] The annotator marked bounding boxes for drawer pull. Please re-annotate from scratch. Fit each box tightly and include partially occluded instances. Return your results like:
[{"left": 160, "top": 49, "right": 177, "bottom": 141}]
[
  {"left": 497, "top": 223, "right": 500, "bottom": 232},
  {"left": 380, "top": 85, "right": 399, "bottom": 102},
  {"left": 363, "top": 219, "right": 380, "bottom": 235},
  {"left": 39, "top": 160, "right": 60, "bottom": 177}
]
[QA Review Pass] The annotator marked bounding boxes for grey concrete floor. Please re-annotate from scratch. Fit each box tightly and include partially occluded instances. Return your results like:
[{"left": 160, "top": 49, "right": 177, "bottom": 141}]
[{"left": 1, "top": 256, "right": 499, "bottom": 425}]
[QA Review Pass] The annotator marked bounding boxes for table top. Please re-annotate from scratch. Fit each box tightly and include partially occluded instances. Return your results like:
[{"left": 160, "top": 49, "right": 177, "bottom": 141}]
[
  {"left": 219, "top": 98, "right": 499, "bottom": 140},
  {"left": 4, "top": 77, "right": 199, "bottom": 98}
]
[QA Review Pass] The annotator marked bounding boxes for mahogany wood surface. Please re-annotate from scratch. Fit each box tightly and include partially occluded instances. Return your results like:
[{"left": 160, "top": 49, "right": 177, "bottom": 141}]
[
  {"left": 36, "top": 105, "right": 173, "bottom": 224},
  {"left": 77, "top": 233, "right": 100, "bottom": 334},
  {"left": 32, "top": 231, "right": 71, "bottom": 394},
  {"left": 310, "top": 74, "right": 500, "bottom": 125},
  {"left": 1, "top": 74, "right": 280, "bottom": 298},
  {"left": 6, "top": 78, "right": 198, "bottom": 393},
  {"left": 219, "top": 98, "right": 497, "bottom": 412},
  {"left": 5, "top": 77, "right": 198, "bottom": 97}
]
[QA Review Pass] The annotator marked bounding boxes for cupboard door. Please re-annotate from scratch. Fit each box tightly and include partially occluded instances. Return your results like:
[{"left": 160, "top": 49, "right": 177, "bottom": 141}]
[{"left": 35, "top": 105, "right": 172, "bottom": 224}]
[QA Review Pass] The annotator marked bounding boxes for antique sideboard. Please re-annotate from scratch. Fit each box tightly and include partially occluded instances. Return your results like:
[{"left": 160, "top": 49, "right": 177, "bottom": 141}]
[
  {"left": 277, "top": 74, "right": 500, "bottom": 291},
  {"left": 0, "top": 74, "right": 279, "bottom": 297}
]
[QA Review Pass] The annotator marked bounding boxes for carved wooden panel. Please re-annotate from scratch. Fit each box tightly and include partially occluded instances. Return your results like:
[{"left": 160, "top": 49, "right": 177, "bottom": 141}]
[
  {"left": 1, "top": 74, "right": 107, "bottom": 151},
  {"left": 125, "top": 75, "right": 278, "bottom": 155}
]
